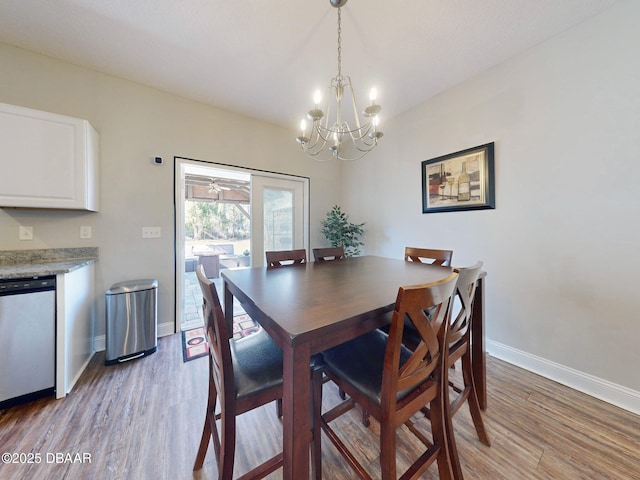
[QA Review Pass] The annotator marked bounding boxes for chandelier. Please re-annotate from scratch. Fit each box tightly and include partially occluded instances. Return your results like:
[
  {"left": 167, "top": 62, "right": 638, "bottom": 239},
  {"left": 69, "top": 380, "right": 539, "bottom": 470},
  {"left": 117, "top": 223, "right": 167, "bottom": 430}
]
[{"left": 296, "top": 0, "right": 383, "bottom": 161}]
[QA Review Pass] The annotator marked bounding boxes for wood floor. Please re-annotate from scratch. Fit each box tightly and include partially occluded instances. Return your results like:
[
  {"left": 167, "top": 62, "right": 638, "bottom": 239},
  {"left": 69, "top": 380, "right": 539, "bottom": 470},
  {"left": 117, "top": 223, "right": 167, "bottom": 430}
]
[{"left": 1, "top": 333, "right": 639, "bottom": 480}]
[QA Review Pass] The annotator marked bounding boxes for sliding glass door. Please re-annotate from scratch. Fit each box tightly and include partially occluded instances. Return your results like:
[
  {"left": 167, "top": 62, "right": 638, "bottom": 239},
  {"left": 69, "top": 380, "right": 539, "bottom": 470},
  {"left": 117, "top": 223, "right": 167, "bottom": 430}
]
[{"left": 174, "top": 158, "right": 309, "bottom": 331}]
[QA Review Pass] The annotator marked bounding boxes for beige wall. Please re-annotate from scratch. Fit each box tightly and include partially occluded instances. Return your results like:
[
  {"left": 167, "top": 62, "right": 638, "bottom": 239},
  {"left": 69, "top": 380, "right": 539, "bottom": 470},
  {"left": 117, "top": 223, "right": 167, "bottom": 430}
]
[
  {"left": 0, "top": 43, "right": 341, "bottom": 337},
  {"left": 342, "top": 0, "right": 640, "bottom": 412}
]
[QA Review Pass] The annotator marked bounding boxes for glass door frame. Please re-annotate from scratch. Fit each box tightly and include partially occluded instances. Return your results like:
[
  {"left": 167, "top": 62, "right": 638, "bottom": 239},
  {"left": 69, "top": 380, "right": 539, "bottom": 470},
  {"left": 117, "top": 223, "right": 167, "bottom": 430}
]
[
  {"left": 250, "top": 175, "right": 306, "bottom": 268},
  {"left": 173, "top": 156, "right": 310, "bottom": 333}
]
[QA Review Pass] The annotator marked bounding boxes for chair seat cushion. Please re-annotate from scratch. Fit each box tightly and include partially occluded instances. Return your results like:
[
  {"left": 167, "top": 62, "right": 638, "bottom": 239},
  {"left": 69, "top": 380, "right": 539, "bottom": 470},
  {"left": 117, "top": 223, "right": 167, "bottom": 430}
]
[
  {"left": 231, "top": 328, "right": 283, "bottom": 399},
  {"left": 322, "top": 329, "right": 414, "bottom": 405}
]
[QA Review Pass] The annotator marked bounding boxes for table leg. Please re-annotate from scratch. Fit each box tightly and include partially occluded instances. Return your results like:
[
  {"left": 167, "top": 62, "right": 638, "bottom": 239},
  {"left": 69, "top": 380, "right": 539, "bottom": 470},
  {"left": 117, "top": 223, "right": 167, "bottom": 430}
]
[
  {"left": 282, "top": 343, "right": 312, "bottom": 479},
  {"left": 471, "top": 275, "right": 487, "bottom": 410}
]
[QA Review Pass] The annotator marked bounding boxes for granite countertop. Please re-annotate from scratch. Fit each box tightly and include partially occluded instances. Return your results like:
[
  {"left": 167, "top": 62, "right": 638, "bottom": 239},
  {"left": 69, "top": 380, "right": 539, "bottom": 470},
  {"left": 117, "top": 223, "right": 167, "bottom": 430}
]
[{"left": 0, "top": 248, "right": 98, "bottom": 280}]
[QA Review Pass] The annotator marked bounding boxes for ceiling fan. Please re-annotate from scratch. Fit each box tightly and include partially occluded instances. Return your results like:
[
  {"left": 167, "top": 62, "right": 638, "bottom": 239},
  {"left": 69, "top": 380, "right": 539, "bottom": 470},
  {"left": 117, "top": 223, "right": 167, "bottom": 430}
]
[{"left": 208, "top": 180, "right": 231, "bottom": 194}]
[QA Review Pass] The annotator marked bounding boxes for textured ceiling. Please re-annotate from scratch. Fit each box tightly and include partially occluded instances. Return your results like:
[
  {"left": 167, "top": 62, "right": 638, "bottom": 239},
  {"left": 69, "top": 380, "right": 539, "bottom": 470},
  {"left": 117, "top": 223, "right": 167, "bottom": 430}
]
[{"left": 0, "top": 0, "right": 619, "bottom": 129}]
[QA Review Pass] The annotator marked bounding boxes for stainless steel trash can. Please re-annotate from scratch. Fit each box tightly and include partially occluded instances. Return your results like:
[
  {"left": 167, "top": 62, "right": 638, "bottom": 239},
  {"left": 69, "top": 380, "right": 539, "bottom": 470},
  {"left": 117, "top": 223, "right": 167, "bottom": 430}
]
[{"left": 105, "top": 279, "right": 158, "bottom": 366}]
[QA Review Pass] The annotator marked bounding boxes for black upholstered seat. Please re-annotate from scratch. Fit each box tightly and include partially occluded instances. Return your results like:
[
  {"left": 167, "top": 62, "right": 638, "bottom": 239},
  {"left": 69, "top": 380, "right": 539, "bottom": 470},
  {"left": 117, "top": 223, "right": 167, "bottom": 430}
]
[
  {"left": 322, "top": 329, "right": 413, "bottom": 404},
  {"left": 231, "top": 328, "right": 283, "bottom": 399}
]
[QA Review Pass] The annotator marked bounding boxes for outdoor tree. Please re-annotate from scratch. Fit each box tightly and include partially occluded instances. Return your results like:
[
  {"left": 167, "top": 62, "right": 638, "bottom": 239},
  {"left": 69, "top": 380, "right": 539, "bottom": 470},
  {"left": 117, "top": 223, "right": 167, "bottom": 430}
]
[{"left": 186, "top": 201, "right": 249, "bottom": 241}]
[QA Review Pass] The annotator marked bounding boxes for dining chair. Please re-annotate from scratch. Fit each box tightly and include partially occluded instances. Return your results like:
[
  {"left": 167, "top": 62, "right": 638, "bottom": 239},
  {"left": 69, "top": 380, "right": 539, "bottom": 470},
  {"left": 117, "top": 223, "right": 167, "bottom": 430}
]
[
  {"left": 423, "top": 262, "right": 490, "bottom": 480},
  {"left": 404, "top": 247, "right": 453, "bottom": 267},
  {"left": 371, "top": 246, "right": 452, "bottom": 412},
  {"left": 312, "top": 246, "right": 345, "bottom": 262},
  {"left": 397, "top": 246, "right": 454, "bottom": 352},
  {"left": 193, "top": 265, "right": 322, "bottom": 480},
  {"left": 265, "top": 249, "right": 307, "bottom": 268},
  {"left": 319, "top": 272, "right": 460, "bottom": 480}
]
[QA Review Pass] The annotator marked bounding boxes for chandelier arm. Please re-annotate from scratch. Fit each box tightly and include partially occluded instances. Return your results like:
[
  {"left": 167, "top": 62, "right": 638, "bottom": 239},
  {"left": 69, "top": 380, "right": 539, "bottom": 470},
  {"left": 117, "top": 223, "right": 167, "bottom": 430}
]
[
  {"left": 344, "top": 81, "right": 363, "bottom": 130},
  {"left": 301, "top": 142, "right": 340, "bottom": 161},
  {"left": 301, "top": 138, "right": 331, "bottom": 158},
  {"left": 305, "top": 127, "right": 330, "bottom": 151},
  {"left": 344, "top": 130, "right": 378, "bottom": 152},
  {"left": 336, "top": 121, "right": 372, "bottom": 138},
  {"left": 333, "top": 148, "right": 372, "bottom": 161},
  {"left": 323, "top": 84, "right": 334, "bottom": 132},
  {"left": 349, "top": 125, "right": 375, "bottom": 142}
]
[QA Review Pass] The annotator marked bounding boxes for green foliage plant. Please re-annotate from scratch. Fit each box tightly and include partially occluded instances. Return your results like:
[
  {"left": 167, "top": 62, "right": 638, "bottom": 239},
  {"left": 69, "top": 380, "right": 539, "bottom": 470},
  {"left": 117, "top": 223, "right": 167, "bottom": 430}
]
[{"left": 320, "top": 205, "right": 365, "bottom": 257}]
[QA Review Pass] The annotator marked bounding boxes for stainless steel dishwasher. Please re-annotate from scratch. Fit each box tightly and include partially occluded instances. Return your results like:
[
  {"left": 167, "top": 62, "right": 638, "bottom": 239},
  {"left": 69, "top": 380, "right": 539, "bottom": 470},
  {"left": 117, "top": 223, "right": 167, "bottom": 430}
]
[{"left": 0, "top": 276, "right": 56, "bottom": 409}]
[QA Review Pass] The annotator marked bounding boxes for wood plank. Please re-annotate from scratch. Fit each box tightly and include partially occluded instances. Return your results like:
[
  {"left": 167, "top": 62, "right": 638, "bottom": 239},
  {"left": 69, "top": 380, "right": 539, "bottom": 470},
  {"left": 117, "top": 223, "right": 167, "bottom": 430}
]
[{"left": 0, "top": 334, "right": 638, "bottom": 479}]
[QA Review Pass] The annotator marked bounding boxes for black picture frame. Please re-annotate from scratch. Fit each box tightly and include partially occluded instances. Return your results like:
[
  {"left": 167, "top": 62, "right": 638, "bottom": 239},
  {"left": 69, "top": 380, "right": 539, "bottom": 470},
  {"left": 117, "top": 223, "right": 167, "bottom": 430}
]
[{"left": 421, "top": 142, "right": 495, "bottom": 214}]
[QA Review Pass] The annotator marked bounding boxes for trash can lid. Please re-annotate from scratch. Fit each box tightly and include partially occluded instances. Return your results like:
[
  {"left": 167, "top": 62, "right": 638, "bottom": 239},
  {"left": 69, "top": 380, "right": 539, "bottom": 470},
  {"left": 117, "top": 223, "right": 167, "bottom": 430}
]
[{"left": 107, "top": 279, "right": 158, "bottom": 295}]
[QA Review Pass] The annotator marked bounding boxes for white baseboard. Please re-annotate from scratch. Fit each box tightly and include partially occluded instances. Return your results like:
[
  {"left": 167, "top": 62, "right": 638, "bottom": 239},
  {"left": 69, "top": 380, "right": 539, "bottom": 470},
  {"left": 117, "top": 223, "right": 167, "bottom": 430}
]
[
  {"left": 93, "top": 321, "right": 176, "bottom": 352},
  {"left": 487, "top": 340, "right": 640, "bottom": 416}
]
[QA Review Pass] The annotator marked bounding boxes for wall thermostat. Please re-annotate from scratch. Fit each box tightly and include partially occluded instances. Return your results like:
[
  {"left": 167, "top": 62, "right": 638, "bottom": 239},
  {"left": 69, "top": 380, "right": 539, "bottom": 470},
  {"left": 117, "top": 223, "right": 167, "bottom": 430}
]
[{"left": 153, "top": 156, "right": 163, "bottom": 165}]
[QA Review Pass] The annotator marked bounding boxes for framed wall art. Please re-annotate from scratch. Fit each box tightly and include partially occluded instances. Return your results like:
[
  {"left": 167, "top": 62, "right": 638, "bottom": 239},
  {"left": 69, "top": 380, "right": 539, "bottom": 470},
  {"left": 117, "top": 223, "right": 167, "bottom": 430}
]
[{"left": 421, "top": 142, "right": 495, "bottom": 214}]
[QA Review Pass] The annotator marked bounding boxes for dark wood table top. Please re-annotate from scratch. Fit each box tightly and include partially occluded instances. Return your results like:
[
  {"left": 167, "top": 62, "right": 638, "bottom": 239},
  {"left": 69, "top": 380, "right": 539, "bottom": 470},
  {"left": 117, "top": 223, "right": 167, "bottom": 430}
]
[{"left": 222, "top": 255, "right": 454, "bottom": 350}]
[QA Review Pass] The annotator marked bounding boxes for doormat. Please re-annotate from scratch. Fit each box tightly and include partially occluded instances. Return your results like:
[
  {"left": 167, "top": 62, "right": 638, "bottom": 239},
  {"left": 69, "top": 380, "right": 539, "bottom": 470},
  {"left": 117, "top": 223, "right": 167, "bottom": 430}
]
[
  {"left": 182, "top": 327, "right": 208, "bottom": 362},
  {"left": 182, "top": 314, "right": 260, "bottom": 362},
  {"left": 232, "top": 313, "right": 260, "bottom": 339}
]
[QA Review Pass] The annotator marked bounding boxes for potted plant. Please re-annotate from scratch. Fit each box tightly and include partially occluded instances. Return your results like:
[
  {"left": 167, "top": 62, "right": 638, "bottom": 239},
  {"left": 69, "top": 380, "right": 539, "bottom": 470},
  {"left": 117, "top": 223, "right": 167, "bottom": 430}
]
[
  {"left": 320, "top": 205, "right": 365, "bottom": 257},
  {"left": 238, "top": 249, "right": 250, "bottom": 267}
]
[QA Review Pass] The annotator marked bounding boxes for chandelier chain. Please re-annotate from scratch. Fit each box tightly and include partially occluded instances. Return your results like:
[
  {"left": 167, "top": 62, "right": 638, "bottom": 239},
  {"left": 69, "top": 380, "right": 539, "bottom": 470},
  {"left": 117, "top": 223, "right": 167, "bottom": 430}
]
[{"left": 337, "top": 8, "right": 342, "bottom": 78}]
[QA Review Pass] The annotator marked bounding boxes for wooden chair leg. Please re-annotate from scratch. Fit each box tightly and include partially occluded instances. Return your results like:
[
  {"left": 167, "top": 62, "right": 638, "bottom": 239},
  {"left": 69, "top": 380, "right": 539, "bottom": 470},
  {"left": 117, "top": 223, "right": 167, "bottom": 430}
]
[
  {"left": 194, "top": 373, "right": 218, "bottom": 471},
  {"left": 431, "top": 394, "right": 456, "bottom": 480},
  {"left": 361, "top": 408, "right": 370, "bottom": 427},
  {"left": 462, "top": 354, "right": 490, "bottom": 446},
  {"left": 193, "top": 411, "right": 212, "bottom": 470},
  {"left": 218, "top": 409, "right": 237, "bottom": 480},
  {"left": 379, "top": 419, "right": 396, "bottom": 480},
  {"left": 438, "top": 369, "right": 460, "bottom": 480}
]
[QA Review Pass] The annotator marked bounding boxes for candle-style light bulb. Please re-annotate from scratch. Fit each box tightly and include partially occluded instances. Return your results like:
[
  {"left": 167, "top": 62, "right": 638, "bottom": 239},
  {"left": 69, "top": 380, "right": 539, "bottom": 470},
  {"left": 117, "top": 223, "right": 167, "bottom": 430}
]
[
  {"left": 363, "top": 88, "right": 381, "bottom": 117},
  {"left": 313, "top": 90, "right": 322, "bottom": 107},
  {"left": 368, "top": 115, "right": 383, "bottom": 140},
  {"left": 369, "top": 88, "right": 377, "bottom": 104},
  {"left": 296, "top": 119, "right": 310, "bottom": 145}
]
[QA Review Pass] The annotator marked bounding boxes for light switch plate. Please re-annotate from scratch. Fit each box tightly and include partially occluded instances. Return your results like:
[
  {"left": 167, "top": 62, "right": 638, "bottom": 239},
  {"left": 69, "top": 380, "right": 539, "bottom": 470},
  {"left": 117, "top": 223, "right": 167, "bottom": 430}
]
[
  {"left": 19, "top": 226, "right": 33, "bottom": 240},
  {"left": 142, "top": 227, "right": 161, "bottom": 239},
  {"left": 80, "top": 226, "right": 92, "bottom": 239}
]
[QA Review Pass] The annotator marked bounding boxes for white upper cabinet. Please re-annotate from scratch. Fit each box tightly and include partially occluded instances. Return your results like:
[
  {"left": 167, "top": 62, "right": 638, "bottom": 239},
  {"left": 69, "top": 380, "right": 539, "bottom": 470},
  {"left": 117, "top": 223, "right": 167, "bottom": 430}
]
[{"left": 0, "top": 103, "right": 99, "bottom": 211}]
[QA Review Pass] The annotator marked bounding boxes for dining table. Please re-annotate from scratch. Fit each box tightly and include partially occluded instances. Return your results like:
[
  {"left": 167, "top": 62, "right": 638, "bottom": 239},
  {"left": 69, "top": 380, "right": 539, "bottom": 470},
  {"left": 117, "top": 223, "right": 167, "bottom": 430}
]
[{"left": 221, "top": 255, "right": 487, "bottom": 479}]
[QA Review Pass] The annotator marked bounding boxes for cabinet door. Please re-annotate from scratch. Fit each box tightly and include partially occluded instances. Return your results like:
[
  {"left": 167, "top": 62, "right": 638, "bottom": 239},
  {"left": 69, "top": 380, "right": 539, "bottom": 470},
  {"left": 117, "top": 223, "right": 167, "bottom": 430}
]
[{"left": 0, "top": 103, "right": 99, "bottom": 211}]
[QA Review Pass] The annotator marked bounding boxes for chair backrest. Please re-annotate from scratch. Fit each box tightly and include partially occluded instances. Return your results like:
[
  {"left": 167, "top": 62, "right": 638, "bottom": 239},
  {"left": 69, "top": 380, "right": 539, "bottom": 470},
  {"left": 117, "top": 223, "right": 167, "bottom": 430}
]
[
  {"left": 312, "top": 246, "right": 345, "bottom": 262},
  {"left": 381, "top": 272, "right": 459, "bottom": 408},
  {"left": 195, "top": 265, "right": 234, "bottom": 405},
  {"left": 448, "top": 261, "right": 483, "bottom": 353},
  {"left": 404, "top": 247, "right": 453, "bottom": 267},
  {"left": 265, "top": 249, "right": 307, "bottom": 268}
]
